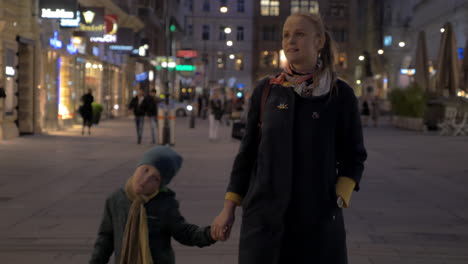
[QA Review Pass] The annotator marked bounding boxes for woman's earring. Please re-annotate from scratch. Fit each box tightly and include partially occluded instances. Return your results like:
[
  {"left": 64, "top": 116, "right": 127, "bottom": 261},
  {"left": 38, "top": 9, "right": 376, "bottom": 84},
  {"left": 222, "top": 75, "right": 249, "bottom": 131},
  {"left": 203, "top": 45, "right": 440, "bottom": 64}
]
[{"left": 316, "top": 52, "right": 323, "bottom": 69}]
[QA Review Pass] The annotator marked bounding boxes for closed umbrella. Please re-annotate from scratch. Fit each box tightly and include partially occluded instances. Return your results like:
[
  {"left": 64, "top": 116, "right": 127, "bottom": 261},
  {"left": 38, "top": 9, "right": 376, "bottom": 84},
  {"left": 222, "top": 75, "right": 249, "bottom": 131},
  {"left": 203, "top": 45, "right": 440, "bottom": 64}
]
[
  {"left": 415, "top": 31, "right": 430, "bottom": 91},
  {"left": 435, "top": 22, "right": 461, "bottom": 97}
]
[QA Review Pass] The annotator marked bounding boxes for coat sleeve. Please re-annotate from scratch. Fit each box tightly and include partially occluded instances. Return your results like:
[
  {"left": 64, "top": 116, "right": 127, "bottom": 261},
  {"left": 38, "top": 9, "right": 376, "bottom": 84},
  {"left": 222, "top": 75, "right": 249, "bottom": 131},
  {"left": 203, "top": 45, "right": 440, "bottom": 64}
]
[
  {"left": 226, "top": 78, "right": 268, "bottom": 200},
  {"left": 336, "top": 81, "right": 367, "bottom": 191},
  {"left": 168, "top": 200, "right": 216, "bottom": 247},
  {"left": 128, "top": 98, "right": 135, "bottom": 110},
  {"left": 89, "top": 198, "right": 114, "bottom": 264}
]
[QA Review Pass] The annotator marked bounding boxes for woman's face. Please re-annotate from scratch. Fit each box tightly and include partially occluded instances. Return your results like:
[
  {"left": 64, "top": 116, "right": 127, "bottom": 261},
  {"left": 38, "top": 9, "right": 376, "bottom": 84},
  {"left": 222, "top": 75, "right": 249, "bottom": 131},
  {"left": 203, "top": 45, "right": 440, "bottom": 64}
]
[
  {"left": 132, "top": 165, "right": 161, "bottom": 195},
  {"left": 282, "top": 16, "right": 324, "bottom": 68}
]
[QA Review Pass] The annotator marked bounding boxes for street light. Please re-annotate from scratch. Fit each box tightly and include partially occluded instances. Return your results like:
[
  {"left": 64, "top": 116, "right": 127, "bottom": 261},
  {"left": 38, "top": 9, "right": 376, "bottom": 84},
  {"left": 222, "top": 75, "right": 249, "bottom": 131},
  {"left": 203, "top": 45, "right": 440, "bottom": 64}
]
[
  {"left": 399, "top": 41, "right": 406, "bottom": 48},
  {"left": 229, "top": 54, "right": 235, "bottom": 59},
  {"left": 226, "top": 40, "right": 233, "bottom": 46},
  {"left": 358, "top": 55, "right": 365, "bottom": 61},
  {"left": 224, "top": 27, "right": 232, "bottom": 34},
  {"left": 356, "top": 80, "right": 361, "bottom": 85},
  {"left": 378, "top": 49, "right": 384, "bottom": 55},
  {"left": 440, "top": 28, "right": 445, "bottom": 33},
  {"left": 220, "top": 6, "right": 228, "bottom": 13}
]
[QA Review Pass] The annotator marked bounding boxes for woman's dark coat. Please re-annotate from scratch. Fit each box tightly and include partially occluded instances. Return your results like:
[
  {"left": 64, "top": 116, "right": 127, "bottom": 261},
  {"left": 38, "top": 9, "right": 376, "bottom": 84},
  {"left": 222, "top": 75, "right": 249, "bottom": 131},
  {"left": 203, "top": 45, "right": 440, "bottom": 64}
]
[
  {"left": 80, "top": 93, "right": 94, "bottom": 122},
  {"left": 227, "top": 78, "right": 367, "bottom": 264}
]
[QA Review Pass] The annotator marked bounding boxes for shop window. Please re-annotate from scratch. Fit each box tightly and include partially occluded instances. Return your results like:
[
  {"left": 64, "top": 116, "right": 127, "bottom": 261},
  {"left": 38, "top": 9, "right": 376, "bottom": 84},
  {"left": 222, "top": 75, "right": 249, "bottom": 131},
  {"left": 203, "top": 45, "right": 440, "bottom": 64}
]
[
  {"left": 260, "top": 50, "right": 279, "bottom": 68},
  {"left": 237, "top": 26, "right": 244, "bottom": 41},
  {"left": 235, "top": 54, "right": 244, "bottom": 71},
  {"left": 219, "top": 26, "right": 227, "bottom": 40},
  {"left": 261, "top": 0, "right": 279, "bottom": 16},
  {"left": 217, "top": 52, "right": 226, "bottom": 69},
  {"left": 202, "top": 25, "right": 210, "bottom": 40},
  {"left": 202, "top": 53, "right": 209, "bottom": 65},
  {"left": 291, "top": 0, "right": 319, "bottom": 14},
  {"left": 338, "top": 52, "right": 347, "bottom": 69},
  {"left": 203, "top": 0, "right": 210, "bottom": 12},
  {"left": 188, "top": 24, "right": 193, "bottom": 37},
  {"left": 332, "top": 28, "right": 348, "bottom": 42},
  {"left": 237, "top": 0, "right": 245, "bottom": 12},
  {"left": 58, "top": 57, "right": 74, "bottom": 120},
  {"left": 262, "top": 25, "right": 279, "bottom": 41},
  {"left": 330, "top": 2, "right": 347, "bottom": 17}
]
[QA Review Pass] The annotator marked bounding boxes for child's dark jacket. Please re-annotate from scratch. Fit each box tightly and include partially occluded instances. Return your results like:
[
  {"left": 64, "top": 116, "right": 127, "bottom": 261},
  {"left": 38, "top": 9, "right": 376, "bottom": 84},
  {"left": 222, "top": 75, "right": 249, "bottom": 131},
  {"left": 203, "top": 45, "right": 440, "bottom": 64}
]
[{"left": 90, "top": 188, "right": 215, "bottom": 264}]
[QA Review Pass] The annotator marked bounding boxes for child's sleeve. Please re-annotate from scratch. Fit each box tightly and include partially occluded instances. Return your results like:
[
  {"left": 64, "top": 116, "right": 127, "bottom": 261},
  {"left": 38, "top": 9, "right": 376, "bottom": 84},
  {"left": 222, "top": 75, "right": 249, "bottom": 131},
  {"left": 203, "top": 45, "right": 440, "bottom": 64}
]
[
  {"left": 167, "top": 200, "right": 216, "bottom": 247},
  {"left": 90, "top": 198, "right": 114, "bottom": 264}
]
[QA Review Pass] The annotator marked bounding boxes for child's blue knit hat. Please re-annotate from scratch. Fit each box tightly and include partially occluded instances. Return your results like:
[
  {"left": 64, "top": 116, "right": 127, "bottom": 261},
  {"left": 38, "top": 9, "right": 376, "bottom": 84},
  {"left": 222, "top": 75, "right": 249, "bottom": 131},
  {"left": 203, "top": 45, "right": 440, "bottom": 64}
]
[{"left": 137, "top": 146, "right": 183, "bottom": 186}]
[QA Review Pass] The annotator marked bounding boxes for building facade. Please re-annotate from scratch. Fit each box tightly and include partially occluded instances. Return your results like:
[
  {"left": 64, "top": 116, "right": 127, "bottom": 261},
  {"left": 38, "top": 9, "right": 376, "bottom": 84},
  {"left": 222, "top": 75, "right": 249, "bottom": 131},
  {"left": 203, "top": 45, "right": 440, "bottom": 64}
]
[
  {"left": 0, "top": 0, "right": 179, "bottom": 140},
  {"left": 186, "top": 0, "right": 254, "bottom": 94},
  {"left": 378, "top": 0, "right": 467, "bottom": 95}
]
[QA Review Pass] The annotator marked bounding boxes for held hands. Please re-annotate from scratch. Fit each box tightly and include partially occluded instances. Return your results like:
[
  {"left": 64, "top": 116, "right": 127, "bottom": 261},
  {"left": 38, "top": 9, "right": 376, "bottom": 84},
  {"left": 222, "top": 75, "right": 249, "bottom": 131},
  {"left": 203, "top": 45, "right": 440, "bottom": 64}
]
[{"left": 211, "top": 200, "right": 237, "bottom": 241}]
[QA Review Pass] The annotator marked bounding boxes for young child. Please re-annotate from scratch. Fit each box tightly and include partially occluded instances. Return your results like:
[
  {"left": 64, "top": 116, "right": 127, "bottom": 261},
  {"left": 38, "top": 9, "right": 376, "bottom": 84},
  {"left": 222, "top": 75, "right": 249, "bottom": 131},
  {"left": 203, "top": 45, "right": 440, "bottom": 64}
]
[{"left": 90, "top": 146, "right": 217, "bottom": 264}]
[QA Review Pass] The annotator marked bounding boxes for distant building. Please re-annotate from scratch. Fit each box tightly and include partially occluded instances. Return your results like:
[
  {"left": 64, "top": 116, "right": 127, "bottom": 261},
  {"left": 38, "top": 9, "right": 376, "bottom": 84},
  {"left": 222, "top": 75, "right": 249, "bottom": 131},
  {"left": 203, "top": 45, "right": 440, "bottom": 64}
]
[{"left": 186, "top": 0, "right": 254, "bottom": 94}]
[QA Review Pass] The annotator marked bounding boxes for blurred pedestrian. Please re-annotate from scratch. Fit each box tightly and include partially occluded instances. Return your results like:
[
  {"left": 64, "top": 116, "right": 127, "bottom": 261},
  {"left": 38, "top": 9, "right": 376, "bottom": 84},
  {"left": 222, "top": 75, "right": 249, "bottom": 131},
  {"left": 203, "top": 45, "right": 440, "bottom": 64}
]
[
  {"left": 146, "top": 89, "right": 159, "bottom": 144},
  {"left": 209, "top": 92, "right": 223, "bottom": 141},
  {"left": 223, "top": 93, "right": 233, "bottom": 126},
  {"left": 370, "top": 94, "right": 380, "bottom": 128},
  {"left": 129, "top": 89, "right": 148, "bottom": 144},
  {"left": 211, "top": 12, "right": 367, "bottom": 264},
  {"left": 361, "top": 94, "right": 371, "bottom": 127},
  {"left": 79, "top": 89, "right": 94, "bottom": 136}
]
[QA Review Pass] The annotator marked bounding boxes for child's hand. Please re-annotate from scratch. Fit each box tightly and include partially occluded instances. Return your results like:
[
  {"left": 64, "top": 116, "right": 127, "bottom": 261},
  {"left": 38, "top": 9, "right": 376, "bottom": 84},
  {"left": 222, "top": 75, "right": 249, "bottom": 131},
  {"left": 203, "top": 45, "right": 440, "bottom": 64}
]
[{"left": 211, "top": 208, "right": 235, "bottom": 241}]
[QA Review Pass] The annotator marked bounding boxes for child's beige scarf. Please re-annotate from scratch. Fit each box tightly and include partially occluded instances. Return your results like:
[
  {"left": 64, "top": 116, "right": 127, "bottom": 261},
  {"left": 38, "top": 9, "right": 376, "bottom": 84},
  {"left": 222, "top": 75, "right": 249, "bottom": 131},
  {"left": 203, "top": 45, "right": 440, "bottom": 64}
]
[{"left": 120, "top": 177, "right": 159, "bottom": 264}]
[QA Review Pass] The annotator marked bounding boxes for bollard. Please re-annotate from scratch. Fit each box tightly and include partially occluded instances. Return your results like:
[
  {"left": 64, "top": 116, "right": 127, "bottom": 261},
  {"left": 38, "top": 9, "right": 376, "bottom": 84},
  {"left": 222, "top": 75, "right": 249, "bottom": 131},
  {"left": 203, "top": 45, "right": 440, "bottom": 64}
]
[{"left": 187, "top": 105, "right": 195, "bottom": 129}]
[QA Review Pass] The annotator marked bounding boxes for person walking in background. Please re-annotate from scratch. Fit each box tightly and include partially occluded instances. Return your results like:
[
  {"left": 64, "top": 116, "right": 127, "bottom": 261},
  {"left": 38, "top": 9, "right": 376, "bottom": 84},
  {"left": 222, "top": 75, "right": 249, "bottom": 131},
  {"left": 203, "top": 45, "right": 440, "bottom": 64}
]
[
  {"left": 361, "top": 94, "right": 371, "bottom": 127},
  {"left": 79, "top": 89, "right": 94, "bottom": 136},
  {"left": 370, "top": 94, "right": 380, "bottom": 127},
  {"left": 208, "top": 92, "right": 223, "bottom": 141},
  {"left": 147, "top": 89, "right": 159, "bottom": 144},
  {"left": 223, "top": 93, "right": 233, "bottom": 126},
  {"left": 128, "top": 89, "right": 148, "bottom": 144},
  {"left": 211, "top": 12, "right": 367, "bottom": 264}
]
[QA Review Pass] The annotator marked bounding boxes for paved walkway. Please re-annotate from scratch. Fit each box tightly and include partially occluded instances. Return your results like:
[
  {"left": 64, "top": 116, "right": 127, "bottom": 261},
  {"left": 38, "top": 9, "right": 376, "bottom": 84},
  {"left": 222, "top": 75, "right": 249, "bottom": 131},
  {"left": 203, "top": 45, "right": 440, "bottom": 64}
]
[{"left": 0, "top": 117, "right": 467, "bottom": 264}]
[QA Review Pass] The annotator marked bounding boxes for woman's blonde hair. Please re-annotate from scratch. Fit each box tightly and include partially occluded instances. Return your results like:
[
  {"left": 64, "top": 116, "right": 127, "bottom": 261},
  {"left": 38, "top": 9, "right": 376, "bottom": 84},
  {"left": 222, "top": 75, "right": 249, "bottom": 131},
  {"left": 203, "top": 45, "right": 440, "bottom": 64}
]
[{"left": 288, "top": 12, "right": 337, "bottom": 73}]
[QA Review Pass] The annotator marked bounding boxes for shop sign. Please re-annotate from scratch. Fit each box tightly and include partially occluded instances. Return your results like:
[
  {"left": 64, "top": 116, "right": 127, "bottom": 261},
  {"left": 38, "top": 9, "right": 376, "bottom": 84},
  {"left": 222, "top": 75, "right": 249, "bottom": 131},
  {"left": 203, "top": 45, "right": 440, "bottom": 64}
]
[
  {"left": 40, "top": 0, "right": 77, "bottom": 19},
  {"left": 60, "top": 11, "right": 80, "bottom": 28},
  {"left": 109, "top": 45, "right": 133, "bottom": 51},
  {"left": 66, "top": 39, "right": 78, "bottom": 55},
  {"left": 49, "top": 31, "right": 63, "bottom": 49},
  {"left": 90, "top": 35, "right": 117, "bottom": 43},
  {"left": 108, "top": 28, "right": 134, "bottom": 53},
  {"left": 177, "top": 50, "right": 198, "bottom": 58},
  {"left": 156, "top": 56, "right": 176, "bottom": 63},
  {"left": 136, "top": 72, "right": 149, "bottom": 82},
  {"left": 90, "top": 15, "right": 118, "bottom": 43},
  {"left": 176, "top": 65, "right": 196, "bottom": 71},
  {"left": 77, "top": 7, "right": 105, "bottom": 37}
]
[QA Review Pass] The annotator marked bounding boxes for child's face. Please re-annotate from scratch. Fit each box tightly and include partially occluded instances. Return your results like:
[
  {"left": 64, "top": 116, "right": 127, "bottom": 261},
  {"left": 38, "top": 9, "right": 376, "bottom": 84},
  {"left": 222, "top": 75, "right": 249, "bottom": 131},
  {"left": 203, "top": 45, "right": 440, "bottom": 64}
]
[{"left": 132, "top": 165, "right": 161, "bottom": 195}]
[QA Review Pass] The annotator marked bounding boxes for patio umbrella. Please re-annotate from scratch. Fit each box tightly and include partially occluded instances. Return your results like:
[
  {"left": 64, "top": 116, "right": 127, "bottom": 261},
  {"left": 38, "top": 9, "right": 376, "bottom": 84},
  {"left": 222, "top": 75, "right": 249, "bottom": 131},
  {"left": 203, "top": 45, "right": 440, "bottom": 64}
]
[
  {"left": 414, "top": 31, "right": 430, "bottom": 91},
  {"left": 435, "top": 22, "right": 461, "bottom": 97},
  {"left": 462, "top": 40, "right": 468, "bottom": 92}
]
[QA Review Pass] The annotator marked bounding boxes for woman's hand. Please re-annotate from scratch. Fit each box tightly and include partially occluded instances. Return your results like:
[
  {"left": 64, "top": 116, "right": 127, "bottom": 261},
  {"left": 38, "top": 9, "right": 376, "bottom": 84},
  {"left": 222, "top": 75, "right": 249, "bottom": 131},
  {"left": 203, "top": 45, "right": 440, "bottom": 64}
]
[{"left": 211, "top": 200, "right": 237, "bottom": 241}]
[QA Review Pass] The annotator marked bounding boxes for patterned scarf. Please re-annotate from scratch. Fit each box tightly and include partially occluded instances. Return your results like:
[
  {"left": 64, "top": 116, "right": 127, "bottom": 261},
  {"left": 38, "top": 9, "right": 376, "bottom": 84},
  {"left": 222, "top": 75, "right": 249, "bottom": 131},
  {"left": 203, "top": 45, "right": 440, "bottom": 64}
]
[
  {"left": 270, "top": 64, "right": 334, "bottom": 97},
  {"left": 120, "top": 177, "right": 159, "bottom": 264}
]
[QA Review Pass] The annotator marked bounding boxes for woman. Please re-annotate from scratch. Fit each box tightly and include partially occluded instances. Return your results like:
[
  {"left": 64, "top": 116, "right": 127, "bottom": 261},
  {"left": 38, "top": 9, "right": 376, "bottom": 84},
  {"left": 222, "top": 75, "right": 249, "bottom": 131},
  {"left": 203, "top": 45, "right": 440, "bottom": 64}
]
[
  {"left": 208, "top": 92, "right": 223, "bottom": 141},
  {"left": 211, "top": 13, "right": 367, "bottom": 264},
  {"left": 80, "top": 89, "right": 94, "bottom": 135}
]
